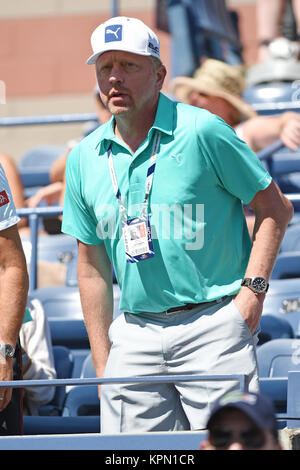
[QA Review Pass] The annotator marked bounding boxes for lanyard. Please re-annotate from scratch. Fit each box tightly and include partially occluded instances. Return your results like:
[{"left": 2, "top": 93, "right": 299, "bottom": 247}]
[{"left": 107, "top": 131, "right": 161, "bottom": 221}]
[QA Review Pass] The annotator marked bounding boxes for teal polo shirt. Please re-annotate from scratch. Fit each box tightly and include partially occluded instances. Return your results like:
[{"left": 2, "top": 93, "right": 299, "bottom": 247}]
[{"left": 62, "top": 93, "right": 272, "bottom": 313}]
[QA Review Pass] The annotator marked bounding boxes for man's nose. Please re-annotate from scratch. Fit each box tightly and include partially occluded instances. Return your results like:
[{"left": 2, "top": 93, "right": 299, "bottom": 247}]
[{"left": 109, "top": 64, "right": 124, "bottom": 84}]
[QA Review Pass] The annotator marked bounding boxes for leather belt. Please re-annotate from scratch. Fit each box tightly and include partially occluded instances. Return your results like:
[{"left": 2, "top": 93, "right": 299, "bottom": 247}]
[{"left": 164, "top": 297, "right": 227, "bottom": 315}]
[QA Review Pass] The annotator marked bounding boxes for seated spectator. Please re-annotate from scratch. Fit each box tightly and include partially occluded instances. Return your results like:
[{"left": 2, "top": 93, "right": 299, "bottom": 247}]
[
  {"left": 200, "top": 390, "right": 282, "bottom": 450},
  {"left": 19, "top": 297, "right": 56, "bottom": 415},
  {"left": 26, "top": 85, "right": 111, "bottom": 211},
  {"left": 168, "top": 58, "right": 300, "bottom": 152},
  {"left": 168, "top": 59, "right": 300, "bottom": 237}
]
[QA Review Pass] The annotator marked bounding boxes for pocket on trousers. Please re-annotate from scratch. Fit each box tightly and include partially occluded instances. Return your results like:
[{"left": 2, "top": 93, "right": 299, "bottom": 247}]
[
  {"left": 108, "top": 313, "right": 123, "bottom": 342},
  {"left": 231, "top": 299, "right": 253, "bottom": 339}
]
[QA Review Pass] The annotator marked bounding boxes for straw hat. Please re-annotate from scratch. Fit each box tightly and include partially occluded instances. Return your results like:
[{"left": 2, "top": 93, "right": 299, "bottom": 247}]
[{"left": 168, "top": 59, "right": 256, "bottom": 119}]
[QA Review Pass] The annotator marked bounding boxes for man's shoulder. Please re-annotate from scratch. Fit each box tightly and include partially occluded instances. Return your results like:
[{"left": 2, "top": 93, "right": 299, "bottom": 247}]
[{"left": 172, "top": 99, "right": 222, "bottom": 133}]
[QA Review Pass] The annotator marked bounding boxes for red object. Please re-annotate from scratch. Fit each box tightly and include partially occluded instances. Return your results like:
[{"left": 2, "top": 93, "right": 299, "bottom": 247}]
[{"left": 0, "top": 190, "right": 9, "bottom": 207}]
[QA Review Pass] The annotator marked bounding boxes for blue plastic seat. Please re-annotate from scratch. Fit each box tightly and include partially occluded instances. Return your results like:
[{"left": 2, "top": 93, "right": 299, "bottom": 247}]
[
  {"left": 39, "top": 345, "right": 74, "bottom": 416},
  {"left": 19, "top": 145, "right": 65, "bottom": 188},
  {"left": 30, "top": 286, "right": 83, "bottom": 319},
  {"left": 243, "top": 83, "right": 297, "bottom": 106},
  {"left": 262, "top": 278, "right": 300, "bottom": 337},
  {"left": 80, "top": 353, "right": 96, "bottom": 378},
  {"left": 258, "top": 314, "right": 294, "bottom": 346},
  {"left": 23, "top": 416, "right": 100, "bottom": 435},
  {"left": 71, "top": 349, "right": 91, "bottom": 378},
  {"left": 271, "top": 252, "right": 300, "bottom": 279},
  {"left": 62, "top": 386, "right": 100, "bottom": 417},
  {"left": 49, "top": 318, "right": 89, "bottom": 349},
  {"left": 280, "top": 222, "right": 300, "bottom": 252},
  {"left": 259, "top": 377, "right": 288, "bottom": 419},
  {"left": 257, "top": 338, "right": 300, "bottom": 377},
  {"left": 22, "top": 234, "right": 77, "bottom": 265},
  {"left": 62, "top": 352, "right": 99, "bottom": 418}
]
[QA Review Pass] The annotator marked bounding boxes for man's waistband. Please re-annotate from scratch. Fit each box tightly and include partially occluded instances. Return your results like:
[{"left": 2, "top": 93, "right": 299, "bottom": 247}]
[{"left": 163, "top": 296, "right": 229, "bottom": 315}]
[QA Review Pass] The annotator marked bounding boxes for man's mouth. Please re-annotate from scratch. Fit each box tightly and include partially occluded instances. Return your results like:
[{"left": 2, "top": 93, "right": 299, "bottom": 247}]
[{"left": 109, "top": 91, "right": 127, "bottom": 99}]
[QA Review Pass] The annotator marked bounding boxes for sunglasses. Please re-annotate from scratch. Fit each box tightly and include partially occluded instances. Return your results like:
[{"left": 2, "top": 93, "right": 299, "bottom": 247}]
[{"left": 210, "top": 427, "right": 266, "bottom": 449}]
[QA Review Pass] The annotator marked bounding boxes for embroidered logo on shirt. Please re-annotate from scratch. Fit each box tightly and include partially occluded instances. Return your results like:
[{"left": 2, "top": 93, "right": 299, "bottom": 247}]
[
  {"left": 170, "top": 153, "right": 182, "bottom": 164},
  {"left": 105, "top": 25, "right": 122, "bottom": 42},
  {"left": 0, "top": 190, "right": 9, "bottom": 207}
]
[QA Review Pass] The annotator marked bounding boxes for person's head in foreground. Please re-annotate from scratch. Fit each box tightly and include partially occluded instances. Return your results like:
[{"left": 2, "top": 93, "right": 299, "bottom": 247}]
[{"left": 201, "top": 391, "right": 282, "bottom": 450}]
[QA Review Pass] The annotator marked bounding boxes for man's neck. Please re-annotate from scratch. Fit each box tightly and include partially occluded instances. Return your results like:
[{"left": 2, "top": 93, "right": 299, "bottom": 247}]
[{"left": 114, "top": 101, "right": 159, "bottom": 154}]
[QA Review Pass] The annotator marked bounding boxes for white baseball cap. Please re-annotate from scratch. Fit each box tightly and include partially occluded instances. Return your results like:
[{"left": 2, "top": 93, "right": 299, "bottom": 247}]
[{"left": 86, "top": 16, "right": 160, "bottom": 65}]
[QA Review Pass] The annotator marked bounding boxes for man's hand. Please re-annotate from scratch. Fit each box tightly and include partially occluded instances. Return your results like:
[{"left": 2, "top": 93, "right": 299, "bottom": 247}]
[
  {"left": 0, "top": 357, "right": 13, "bottom": 411},
  {"left": 233, "top": 287, "right": 265, "bottom": 334}
]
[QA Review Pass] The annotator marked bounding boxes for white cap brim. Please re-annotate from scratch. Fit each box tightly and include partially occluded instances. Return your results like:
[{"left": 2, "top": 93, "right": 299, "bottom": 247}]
[{"left": 87, "top": 47, "right": 153, "bottom": 65}]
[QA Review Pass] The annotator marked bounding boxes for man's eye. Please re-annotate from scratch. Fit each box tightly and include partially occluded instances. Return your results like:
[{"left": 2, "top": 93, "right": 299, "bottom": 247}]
[{"left": 125, "top": 62, "right": 137, "bottom": 70}]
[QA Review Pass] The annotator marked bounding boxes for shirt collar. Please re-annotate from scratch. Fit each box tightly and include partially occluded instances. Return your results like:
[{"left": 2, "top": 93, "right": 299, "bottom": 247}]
[{"left": 96, "top": 93, "right": 174, "bottom": 155}]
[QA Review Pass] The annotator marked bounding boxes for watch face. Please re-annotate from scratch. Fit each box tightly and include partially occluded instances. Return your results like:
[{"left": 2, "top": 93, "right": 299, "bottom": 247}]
[
  {"left": 5, "top": 344, "right": 14, "bottom": 358},
  {"left": 252, "top": 277, "right": 268, "bottom": 293}
]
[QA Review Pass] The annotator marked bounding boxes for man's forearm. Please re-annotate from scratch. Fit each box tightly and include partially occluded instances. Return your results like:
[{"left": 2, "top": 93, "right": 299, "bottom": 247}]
[
  {"left": 0, "top": 265, "right": 29, "bottom": 346},
  {"left": 78, "top": 274, "right": 113, "bottom": 376},
  {"left": 234, "top": 182, "right": 293, "bottom": 332}
]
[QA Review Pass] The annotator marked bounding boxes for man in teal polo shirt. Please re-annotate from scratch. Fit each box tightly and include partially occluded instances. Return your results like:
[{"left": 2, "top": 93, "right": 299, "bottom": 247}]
[{"left": 62, "top": 16, "right": 293, "bottom": 432}]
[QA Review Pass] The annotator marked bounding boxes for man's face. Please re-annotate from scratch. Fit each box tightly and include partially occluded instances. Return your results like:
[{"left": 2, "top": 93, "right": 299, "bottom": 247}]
[
  {"left": 95, "top": 50, "right": 165, "bottom": 118},
  {"left": 201, "top": 408, "right": 280, "bottom": 450},
  {"left": 188, "top": 92, "right": 240, "bottom": 127}
]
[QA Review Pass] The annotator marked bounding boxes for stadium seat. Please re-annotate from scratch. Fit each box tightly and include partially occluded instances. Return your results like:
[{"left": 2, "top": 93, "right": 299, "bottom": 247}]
[
  {"left": 243, "top": 82, "right": 297, "bottom": 106},
  {"left": 271, "top": 252, "right": 300, "bottom": 279},
  {"left": 71, "top": 349, "right": 91, "bottom": 378},
  {"left": 262, "top": 278, "right": 300, "bottom": 337},
  {"left": 62, "top": 352, "right": 99, "bottom": 419},
  {"left": 257, "top": 338, "right": 300, "bottom": 377},
  {"left": 259, "top": 377, "right": 288, "bottom": 415},
  {"left": 80, "top": 353, "right": 96, "bottom": 378},
  {"left": 280, "top": 222, "right": 300, "bottom": 252},
  {"left": 258, "top": 314, "right": 294, "bottom": 346},
  {"left": 30, "top": 286, "right": 83, "bottom": 319},
  {"left": 62, "top": 386, "right": 100, "bottom": 417},
  {"left": 19, "top": 145, "right": 65, "bottom": 188},
  {"left": 23, "top": 416, "right": 100, "bottom": 435},
  {"left": 39, "top": 345, "right": 74, "bottom": 416},
  {"left": 49, "top": 318, "right": 89, "bottom": 349},
  {"left": 22, "top": 233, "right": 77, "bottom": 265}
]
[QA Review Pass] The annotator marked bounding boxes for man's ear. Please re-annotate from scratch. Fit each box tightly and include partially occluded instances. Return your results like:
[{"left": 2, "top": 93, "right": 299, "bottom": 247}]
[{"left": 156, "top": 64, "right": 167, "bottom": 91}]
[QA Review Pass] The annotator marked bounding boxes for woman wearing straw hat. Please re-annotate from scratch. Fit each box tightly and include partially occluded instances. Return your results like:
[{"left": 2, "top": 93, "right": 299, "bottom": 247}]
[{"left": 168, "top": 59, "right": 300, "bottom": 152}]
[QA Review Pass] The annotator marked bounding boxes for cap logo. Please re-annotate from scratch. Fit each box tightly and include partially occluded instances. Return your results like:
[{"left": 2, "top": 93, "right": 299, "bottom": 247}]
[
  {"left": 148, "top": 41, "right": 159, "bottom": 54},
  {"left": 105, "top": 25, "right": 122, "bottom": 43}
]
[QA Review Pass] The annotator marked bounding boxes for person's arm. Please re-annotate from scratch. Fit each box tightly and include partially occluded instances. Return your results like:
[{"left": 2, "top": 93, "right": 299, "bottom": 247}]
[
  {"left": 0, "top": 225, "right": 29, "bottom": 411},
  {"left": 49, "top": 152, "right": 69, "bottom": 183},
  {"left": 234, "top": 181, "right": 294, "bottom": 333},
  {"left": 241, "top": 112, "right": 300, "bottom": 152},
  {"left": 26, "top": 182, "right": 63, "bottom": 208},
  {"left": 77, "top": 241, "right": 113, "bottom": 395}
]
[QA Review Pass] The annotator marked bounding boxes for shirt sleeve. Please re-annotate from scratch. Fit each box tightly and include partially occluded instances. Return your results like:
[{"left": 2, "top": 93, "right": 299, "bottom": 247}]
[
  {"left": 61, "top": 145, "right": 102, "bottom": 245},
  {"left": 197, "top": 114, "right": 272, "bottom": 204},
  {"left": 0, "top": 164, "right": 20, "bottom": 231}
]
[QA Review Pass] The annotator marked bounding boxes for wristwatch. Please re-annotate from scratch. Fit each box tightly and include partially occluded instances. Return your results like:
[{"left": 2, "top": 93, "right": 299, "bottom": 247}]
[
  {"left": 241, "top": 277, "right": 269, "bottom": 294},
  {"left": 0, "top": 343, "right": 15, "bottom": 359}
]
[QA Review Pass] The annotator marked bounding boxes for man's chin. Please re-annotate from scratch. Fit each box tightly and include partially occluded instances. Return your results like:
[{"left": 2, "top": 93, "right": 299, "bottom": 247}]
[{"left": 110, "top": 106, "right": 129, "bottom": 116}]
